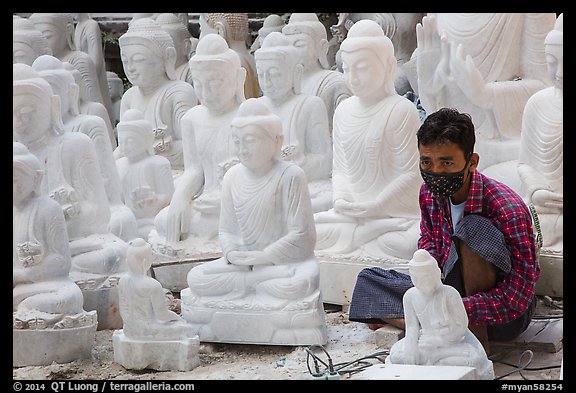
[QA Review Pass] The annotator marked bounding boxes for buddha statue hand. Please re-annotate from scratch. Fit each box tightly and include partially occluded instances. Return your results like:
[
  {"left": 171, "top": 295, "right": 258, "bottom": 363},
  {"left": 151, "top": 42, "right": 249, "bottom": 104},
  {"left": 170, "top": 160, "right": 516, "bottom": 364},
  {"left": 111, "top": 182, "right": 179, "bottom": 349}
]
[
  {"left": 131, "top": 186, "right": 157, "bottom": 208},
  {"left": 49, "top": 186, "right": 78, "bottom": 206},
  {"left": 217, "top": 157, "right": 241, "bottom": 182},
  {"left": 281, "top": 145, "right": 305, "bottom": 166},
  {"left": 416, "top": 15, "right": 450, "bottom": 97},
  {"left": 153, "top": 127, "right": 171, "bottom": 153},
  {"left": 16, "top": 241, "right": 43, "bottom": 267}
]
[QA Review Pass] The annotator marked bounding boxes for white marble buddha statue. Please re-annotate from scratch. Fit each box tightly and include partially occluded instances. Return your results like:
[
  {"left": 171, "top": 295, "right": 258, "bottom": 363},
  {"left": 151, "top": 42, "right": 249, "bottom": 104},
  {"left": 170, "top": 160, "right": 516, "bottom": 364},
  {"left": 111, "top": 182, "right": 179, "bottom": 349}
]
[
  {"left": 415, "top": 13, "right": 556, "bottom": 170},
  {"left": 13, "top": 63, "right": 128, "bottom": 277},
  {"left": 180, "top": 98, "right": 327, "bottom": 345},
  {"left": 107, "top": 70, "right": 123, "bottom": 131},
  {"left": 13, "top": 142, "right": 98, "bottom": 367},
  {"left": 118, "top": 17, "right": 198, "bottom": 171},
  {"left": 250, "top": 13, "right": 286, "bottom": 54},
  {"left": 313, "top": 19, "right": 422, "bottom": 262},
  {"left": 386, "top": 249, "right": 495, "bottom": 380},
  {"left": 156, "top": 12, "right": 196, "bottom": 86},
  {"left": 63, "top": 61, "right": 117, "bottom": 149},
  {"left": 254, "top": 31, "right": 333, "bottom": 213},
  {"left": 518, "top": 14, "right": 563, "bottom": 253},
  {"left": 282, "top": 13, "right": 352, "bottom": 135},
  {"left": 73, "top": 13, "right": 113, "bottom": 121},
  {"left": 13, "top": 15, "right": 52, "bottom": 66},
  {"left": 113, "top": 237, "right": 200, "bottom": 371},
  {"left": 199, "top": 13, "right": 260, "bottom": 99},
  {"left": 116, "top": 109, "right": 175, "bottom": 240},
  {"left": 150, "top": 33, "right": 246, "bottom": 256},
  {"left": 330, "top": 13, "right": 424, "bottom": 96},
  {"left": 118, "top": 238, "right": 195, "bottom": 340},
  {"left": 32, "top": 54, "right": 137, "bottom": 242},
  {"left": 29, "top": 13, "right": 111, "bottom": 122},
  {"left": 13, "top": 141, "right": 88, "bottom": 328}
]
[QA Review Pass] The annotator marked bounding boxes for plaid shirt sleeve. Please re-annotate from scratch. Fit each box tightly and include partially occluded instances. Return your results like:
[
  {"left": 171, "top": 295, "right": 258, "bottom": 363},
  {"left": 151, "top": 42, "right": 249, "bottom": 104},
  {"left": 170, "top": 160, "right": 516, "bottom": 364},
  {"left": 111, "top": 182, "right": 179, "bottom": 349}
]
[{"left": 462, "top": 174, "right": 541, "bottom": 326}]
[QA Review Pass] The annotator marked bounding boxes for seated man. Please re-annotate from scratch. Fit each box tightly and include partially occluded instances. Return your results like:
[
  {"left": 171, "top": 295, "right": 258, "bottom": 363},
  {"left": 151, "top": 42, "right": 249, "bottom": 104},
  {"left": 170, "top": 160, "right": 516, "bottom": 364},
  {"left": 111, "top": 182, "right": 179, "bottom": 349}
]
[
  {"left": 180, "top": 98, "right": 327, "bottom": 346},
  {"left": 348, "top": 107, "right": 540, "bottom": 356},
  {"left": 385, "top": 249, "right": 494, "bottom": 380}
]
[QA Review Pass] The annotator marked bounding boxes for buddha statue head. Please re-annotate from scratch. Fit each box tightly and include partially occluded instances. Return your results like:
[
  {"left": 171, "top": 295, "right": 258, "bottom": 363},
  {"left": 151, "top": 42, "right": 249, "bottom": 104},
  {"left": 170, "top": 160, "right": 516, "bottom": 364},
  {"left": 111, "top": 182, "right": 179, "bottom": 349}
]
[
  {"left": 199, "top": 13, "right": 249, "bottom": 44},
  {"left": 254, "top": 31, "right": 303, "bottom": 96},
  {"left": 282, "top": 13, "right": 330, "bottom": 70},
  {"left": 339, "top": 19, "right": 397, "bottom": 98},
  {"left": 13, "top": 141, "right": 45, "bottom": 205},
  {"left": 230, "top": 98, "right": 284, "bottom": 166},
  {"left": 117, "top": 108, "right": 156, "bottom": 159},
  {"left": 119, "top": 17, "right": 178, "bottom": 85},
  {"left": 31, "top": 54, "right": 80, "bottom": 117},
  {"left": 156, "top": 12, "right": 194, "bottom": 68},
  {"left": 13, "top": 15, "right": 52, "bottom": 65},
  {"left": 126, "top": 238, "right": 153, "bottom": 275},
  {"left": 13, "top": 62, "right": 65, "bottom": 144},
  {"left": 544, "top": 13, "right": 563, "bottom": 89},
  {"left": 189, "top": 33, "right": 246, "bottom": 108},
  {"left": 28, "top": 13, "right": 76, "bottom": 57}
]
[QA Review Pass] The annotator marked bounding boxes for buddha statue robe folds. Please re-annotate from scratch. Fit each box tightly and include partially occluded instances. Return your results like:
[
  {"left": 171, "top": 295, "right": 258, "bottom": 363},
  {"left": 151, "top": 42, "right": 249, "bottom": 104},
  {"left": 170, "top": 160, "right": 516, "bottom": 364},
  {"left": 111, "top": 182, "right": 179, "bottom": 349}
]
[
  {"left": 150, "top": 33, "right": 246, "bottom": 257},
  {"left": 254, "top": 32, "right": 333, "bottom": 213},
  {"left": 118, "top": 17, "right": 198, "bottom": 171},
  {"left": 415, "top": 13, "right": 556, "bottom": 170},
  {"left": 180, "top": 98, "right": 327, "bottom": 346},
  {"left": 385, "top": 250, "right": 495, "bottom": 380},
  {"left": 518, "top": 14, "right": 563, "bottom": 255},
  {"left": 314, "top": 20, "right": 422, "bottom": 265},
  {"left": 13, "top": 142, "right": 97, "bottom": 367}
]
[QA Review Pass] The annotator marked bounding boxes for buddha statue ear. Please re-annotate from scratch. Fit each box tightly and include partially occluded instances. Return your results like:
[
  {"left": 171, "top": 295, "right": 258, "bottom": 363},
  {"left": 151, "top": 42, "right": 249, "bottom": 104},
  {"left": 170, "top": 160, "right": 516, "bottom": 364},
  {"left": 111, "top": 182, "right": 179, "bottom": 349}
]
[
  {"left": 293, "top": 63, "right": 304, "bottom": 95},
  {"left": 50, "top": 95, "right": 66, "bottom": 135},
  {"left": 274, "top": 133, "right": 284, "bottom": 158},
  {"left": 214, "top": 21, "right": 228, "bottom": 41},
  {"left": 318, "top": 38, "right": 330, "bottom": 69},
  {"left": 163, "top": 46, "right": 178, "bottom": 80},
  {"left": 68, "top": 82, "right": 80, "bottom": 116},
  {"left": 65, "top": 21, "right": 76, "bottom": 51},
  {"left": 236, "top": 66, "right": 247, "bottom": 103}
]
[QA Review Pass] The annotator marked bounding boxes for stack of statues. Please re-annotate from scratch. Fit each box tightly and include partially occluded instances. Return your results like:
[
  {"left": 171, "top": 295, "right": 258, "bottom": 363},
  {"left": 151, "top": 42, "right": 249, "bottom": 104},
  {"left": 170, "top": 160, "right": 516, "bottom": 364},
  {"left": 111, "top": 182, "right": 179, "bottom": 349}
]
[{"left": 13, "top": 12, "right": 561, "bottom": 374}]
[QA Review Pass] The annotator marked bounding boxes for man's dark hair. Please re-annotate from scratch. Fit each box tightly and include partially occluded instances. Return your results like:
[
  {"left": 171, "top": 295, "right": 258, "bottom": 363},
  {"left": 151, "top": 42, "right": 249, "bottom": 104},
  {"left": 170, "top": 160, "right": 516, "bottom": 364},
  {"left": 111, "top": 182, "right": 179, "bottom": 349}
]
[{"left": 416, "top": 107, "right": 475, "bottom": 159}]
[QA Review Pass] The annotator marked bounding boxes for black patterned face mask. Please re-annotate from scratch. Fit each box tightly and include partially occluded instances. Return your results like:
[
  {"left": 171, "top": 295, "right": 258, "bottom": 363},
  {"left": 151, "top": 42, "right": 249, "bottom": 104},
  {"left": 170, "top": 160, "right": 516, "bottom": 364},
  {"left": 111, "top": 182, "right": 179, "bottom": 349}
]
[{"left": 420, "top": 158, "right": 470, "bottom": 197}]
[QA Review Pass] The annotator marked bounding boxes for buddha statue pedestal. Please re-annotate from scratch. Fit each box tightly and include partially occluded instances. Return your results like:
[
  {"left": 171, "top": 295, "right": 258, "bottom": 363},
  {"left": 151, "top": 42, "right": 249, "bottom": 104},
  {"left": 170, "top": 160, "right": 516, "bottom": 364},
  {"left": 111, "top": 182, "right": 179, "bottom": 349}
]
[
  {"left": 180, "top": 288, "right": 328, "bottom": 346},
  {"left": 317, "top": 253, "right": 410, "bottom": 308},
  {"left": 70, "top": 272, "right": 124, "bottom": 330},
  {"left": 113, "top": 331, "right": 200, "bottom": 371},
  {"left": 535, "top": 250, "right": 563, "bottom": 298},
  {"left": 13, "top": 311, "right": 97, "bottom": 367}
]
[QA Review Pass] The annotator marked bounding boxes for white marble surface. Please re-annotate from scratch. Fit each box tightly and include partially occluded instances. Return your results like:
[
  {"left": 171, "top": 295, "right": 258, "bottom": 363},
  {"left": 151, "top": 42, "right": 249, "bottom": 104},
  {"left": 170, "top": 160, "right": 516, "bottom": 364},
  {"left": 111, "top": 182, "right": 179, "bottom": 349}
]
[
  {"left": 415, "top": 13, "right": 556, "bottom": 171},
  {"left": 118, "top": 17, "right": 198, "bottom": 170},
  {"left": 181, "top": 98, "right": 327, "bottom": 345},
  {"left": 113, "top": 238, "right": 199, "bottom": 371},
  {"left": 13, "top": 142, "right": 97, "bottom": 366},
  {"left": 150, "top": 33, "right": 245, "bottom": 257},
  {"left": 385, "top": 249, "right": 494, "bottom": 380},
  {"left": 314, "top": 19, "right": 422, "bottom": 264},
  {"left": 282, "top": 13, "right": 352, "bottom": 135},
  {"left": 255, "top": 31, "right": 333, "bottom": 213}
]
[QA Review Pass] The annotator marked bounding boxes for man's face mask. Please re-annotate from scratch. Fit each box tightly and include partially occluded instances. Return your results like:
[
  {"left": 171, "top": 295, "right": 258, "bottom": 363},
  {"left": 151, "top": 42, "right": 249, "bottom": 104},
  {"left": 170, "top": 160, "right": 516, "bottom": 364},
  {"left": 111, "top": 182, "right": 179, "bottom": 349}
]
[{"left": 420, "top": 156, "right": 471, "bottom": 197}]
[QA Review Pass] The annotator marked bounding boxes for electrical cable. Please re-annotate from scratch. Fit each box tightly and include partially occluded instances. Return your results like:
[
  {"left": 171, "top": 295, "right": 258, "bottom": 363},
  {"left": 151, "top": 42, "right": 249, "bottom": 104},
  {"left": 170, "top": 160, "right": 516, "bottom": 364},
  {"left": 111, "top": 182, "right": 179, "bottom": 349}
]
[
  {"left": 491, "top": 349, "right": 562, "bottom": 380},
  {"left": 305, "top": 344, "right": 389, "bottom": 379}
]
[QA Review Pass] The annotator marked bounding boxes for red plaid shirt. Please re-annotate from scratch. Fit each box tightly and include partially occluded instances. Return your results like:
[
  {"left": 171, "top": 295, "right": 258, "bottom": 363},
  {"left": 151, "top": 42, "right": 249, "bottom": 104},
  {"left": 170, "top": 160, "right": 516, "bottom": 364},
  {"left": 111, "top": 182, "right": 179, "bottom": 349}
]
[{"left": 418, "top": 169, "right": 541, "bottom": 326}]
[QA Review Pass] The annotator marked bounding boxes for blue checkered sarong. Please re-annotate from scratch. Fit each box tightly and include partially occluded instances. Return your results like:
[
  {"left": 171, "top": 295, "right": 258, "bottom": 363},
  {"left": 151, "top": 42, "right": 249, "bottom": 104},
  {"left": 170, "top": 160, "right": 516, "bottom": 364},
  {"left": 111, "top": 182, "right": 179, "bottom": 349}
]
[{"left": 348, "top": 214, "right": 520, "bottom": 327}]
